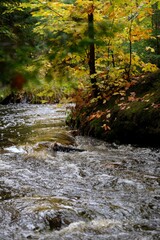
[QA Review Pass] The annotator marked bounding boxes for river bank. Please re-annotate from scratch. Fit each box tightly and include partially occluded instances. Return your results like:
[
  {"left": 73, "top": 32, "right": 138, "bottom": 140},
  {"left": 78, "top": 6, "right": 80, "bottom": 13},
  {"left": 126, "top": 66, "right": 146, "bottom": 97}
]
[{"left": 68, "top": 71, "right": 160, "bottom": 147}]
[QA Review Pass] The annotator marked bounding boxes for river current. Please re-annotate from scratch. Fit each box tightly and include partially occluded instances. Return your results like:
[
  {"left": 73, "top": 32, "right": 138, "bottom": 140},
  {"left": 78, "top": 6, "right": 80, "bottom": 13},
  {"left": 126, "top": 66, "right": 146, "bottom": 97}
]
[{"left": 0, "top": 104, "right": 159, "bottom": 239}]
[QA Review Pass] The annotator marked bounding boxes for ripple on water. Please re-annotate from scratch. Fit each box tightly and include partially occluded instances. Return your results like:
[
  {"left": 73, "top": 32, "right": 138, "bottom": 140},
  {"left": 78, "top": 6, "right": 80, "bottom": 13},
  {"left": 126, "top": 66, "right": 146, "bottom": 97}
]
[{"left": 0, "top": 104, "right": 160, "bottom": 239}]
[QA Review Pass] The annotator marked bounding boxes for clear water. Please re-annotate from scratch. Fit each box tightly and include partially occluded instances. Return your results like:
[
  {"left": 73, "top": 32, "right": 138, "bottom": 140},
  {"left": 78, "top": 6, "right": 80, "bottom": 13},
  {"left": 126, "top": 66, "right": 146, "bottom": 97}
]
[{"left": 0, "top": 104, "right": 160, "bottom": 240}]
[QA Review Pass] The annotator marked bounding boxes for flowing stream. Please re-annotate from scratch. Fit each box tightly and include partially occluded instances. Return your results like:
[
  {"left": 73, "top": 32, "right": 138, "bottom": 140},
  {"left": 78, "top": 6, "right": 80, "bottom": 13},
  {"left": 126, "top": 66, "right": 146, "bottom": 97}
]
[{"left": 0, "top": 104, "right": 160, "bottom": 240}]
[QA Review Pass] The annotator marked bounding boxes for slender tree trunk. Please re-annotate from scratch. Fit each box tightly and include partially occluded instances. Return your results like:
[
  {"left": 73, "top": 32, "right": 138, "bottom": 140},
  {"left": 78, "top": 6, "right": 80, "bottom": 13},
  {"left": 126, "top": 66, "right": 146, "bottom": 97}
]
[
  {"left": 126, "top": 21, "right": 133, "bottom": 80},
  {"left": 154, "top": 4, "right": 160, "bottom": 53},
  {"left": 128, "top": 24, "right": 132, "bottom": 79},
  {"left": 88, "top": 11, "right": 98, "bottom": 97},
  {"left": 152, "top": 3, "right": 160, "bottom": 67}
]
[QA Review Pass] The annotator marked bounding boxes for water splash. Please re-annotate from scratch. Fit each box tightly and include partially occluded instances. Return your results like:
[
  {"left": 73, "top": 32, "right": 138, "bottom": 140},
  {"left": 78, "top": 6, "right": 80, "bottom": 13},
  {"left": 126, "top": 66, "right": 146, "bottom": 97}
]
[{"left": 0, "top": 104, "right": 159, "bottom": 239}]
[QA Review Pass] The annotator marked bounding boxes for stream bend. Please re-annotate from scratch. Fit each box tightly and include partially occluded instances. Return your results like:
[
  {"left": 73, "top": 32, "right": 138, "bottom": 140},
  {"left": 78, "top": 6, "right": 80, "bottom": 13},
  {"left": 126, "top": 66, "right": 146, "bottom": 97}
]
[{"left": 0, "top": 104, "right": 160, "bottom": 240}]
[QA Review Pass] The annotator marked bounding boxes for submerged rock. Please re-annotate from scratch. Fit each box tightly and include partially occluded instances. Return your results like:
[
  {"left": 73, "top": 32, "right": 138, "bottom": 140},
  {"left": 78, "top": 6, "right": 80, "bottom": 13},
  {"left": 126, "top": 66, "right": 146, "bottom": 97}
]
[
  {"left": 52, "top": 142, "right": 85, "bottom": 152},
  {"left": 45, "top": 214, "right": 62, "bottom": 230},
  {"left": 33, "top": 141, "right": 85, "bottom": 154}
]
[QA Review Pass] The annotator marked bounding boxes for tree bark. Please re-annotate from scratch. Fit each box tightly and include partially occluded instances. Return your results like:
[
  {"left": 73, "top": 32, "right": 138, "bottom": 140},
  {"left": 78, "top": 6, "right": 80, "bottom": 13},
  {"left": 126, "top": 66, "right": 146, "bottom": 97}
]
[{"left": 88, "top": 12, "right": 98, "bottom": 97}]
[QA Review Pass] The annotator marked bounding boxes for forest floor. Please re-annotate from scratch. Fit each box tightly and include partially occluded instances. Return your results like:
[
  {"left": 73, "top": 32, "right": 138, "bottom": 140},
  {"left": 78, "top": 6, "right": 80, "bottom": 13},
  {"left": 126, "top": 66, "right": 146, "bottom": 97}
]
[{"left": 69, "top": 70, "right": 160, "bottom": 147}]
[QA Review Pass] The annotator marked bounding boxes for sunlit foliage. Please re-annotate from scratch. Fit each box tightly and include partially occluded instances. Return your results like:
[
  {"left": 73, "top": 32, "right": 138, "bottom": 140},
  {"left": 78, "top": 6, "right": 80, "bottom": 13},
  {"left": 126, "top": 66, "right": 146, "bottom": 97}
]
[{"left": 0, "top": 0, "right": 159, "bottom": 102}]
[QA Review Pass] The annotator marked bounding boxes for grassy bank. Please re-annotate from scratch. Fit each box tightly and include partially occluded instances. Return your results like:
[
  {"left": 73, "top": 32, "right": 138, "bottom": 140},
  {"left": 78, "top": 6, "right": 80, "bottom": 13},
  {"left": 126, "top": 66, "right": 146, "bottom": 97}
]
[{"left": 68, "top": 71, "right": 160, "bottom": 147}]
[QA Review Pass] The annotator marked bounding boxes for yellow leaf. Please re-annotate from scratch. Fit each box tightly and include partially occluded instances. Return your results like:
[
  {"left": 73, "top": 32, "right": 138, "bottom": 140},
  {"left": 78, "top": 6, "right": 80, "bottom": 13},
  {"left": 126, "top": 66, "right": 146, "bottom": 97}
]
[
  {"left": 102, "top": 124, "right": 111, "bottom": 131},
  {"left": 106, "top": 113, "right": 111, "bottom": 119}
]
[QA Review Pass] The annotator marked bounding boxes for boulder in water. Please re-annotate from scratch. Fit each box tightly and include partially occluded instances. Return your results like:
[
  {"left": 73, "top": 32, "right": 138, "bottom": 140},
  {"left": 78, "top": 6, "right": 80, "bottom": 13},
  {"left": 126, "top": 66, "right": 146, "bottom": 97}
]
[{"left": 52, "top": 142, "right": 84, "bottom": 152}]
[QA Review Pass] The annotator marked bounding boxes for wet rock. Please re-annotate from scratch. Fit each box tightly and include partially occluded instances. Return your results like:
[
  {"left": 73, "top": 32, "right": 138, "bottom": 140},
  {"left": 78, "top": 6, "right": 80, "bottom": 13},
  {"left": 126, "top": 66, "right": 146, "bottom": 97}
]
[
  {"left": 51, "top": 142, "right": 85, "bottom": 152},
  {"left": 33, "top": 141, "right": 85, "bottom": 153},
  {"left": 46, "top": 214, "right": 62, "bottom": 230},
  {"left": 0, "top": 93, "right": 15, "bottom": 104},
  {"left": 0, "top": 190, "right": 12, "bottom": 200},
  {"left": 0, "top": 91, "right": 29, "bottom": 104}
]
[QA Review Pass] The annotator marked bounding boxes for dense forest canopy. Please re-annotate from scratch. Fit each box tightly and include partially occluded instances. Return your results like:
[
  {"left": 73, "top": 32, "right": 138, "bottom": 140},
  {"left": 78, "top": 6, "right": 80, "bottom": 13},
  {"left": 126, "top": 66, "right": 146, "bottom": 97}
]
[
  {"left": 0, "top": 0, "right": 39, "bottom": 85},
  {"left": 0, "top": 0, "right": 160, "bottom": 97}
]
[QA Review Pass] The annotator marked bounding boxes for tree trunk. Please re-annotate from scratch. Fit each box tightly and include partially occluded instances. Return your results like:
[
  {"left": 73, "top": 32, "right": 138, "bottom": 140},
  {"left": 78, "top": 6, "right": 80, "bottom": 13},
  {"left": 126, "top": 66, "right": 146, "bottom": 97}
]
[
  {"left": 88, "top": 12, "right": 98, "bottom": 97},
  {"left": 152, "top": 3, "right": 160, "bottom": 67}
]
